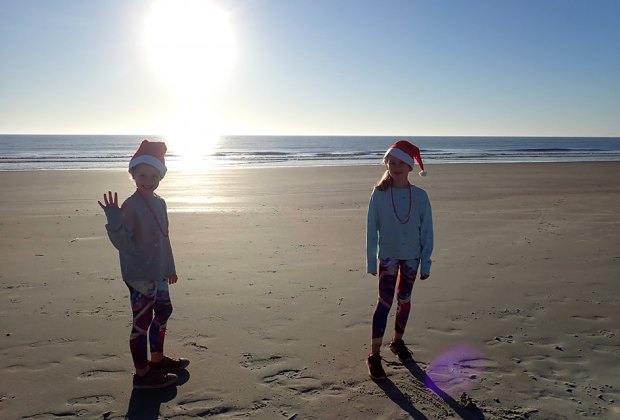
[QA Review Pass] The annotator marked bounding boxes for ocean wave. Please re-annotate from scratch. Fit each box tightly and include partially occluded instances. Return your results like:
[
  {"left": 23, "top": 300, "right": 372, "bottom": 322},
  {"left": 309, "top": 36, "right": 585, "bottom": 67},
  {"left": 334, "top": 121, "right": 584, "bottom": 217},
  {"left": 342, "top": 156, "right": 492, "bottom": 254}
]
[
  {"left": 2, "top": 135, "right": 620, "bottom": 170},
  {"left": 499, "top": 148, "right": 605, "bottom": 152}
]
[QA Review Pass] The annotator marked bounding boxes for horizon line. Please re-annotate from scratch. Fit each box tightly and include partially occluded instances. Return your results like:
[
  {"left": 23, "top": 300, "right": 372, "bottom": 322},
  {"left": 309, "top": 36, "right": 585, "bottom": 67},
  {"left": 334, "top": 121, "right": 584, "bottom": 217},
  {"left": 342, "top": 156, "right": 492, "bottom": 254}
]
[{"left": 1, "top": 133, "right": 620, "bottom": 139}]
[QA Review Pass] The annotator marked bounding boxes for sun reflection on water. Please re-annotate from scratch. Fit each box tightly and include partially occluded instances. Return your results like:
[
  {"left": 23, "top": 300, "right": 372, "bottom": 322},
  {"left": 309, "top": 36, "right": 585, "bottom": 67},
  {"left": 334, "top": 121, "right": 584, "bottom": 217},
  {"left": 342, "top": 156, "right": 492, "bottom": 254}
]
[{"left": 167, "top": 130, "right": 221, "bottom": 172}]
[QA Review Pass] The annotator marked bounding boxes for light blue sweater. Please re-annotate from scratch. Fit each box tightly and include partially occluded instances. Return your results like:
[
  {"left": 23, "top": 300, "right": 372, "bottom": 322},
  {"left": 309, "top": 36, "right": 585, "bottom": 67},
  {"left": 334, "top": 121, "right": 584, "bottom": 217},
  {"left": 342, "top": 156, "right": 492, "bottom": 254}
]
[{"left": 366, "top": 185, "right": 434, "bottom": 276}]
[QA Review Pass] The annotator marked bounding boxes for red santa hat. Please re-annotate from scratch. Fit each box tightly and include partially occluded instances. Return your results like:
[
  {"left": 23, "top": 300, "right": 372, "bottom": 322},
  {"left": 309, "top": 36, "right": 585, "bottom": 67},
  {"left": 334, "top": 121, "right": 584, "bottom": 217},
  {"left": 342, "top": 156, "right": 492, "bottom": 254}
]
[
  {"left": 128, "top": 140, "right": 167, "bottom": 178},
  {"left": 384, "top": 140, "right": 427, "bottom": 176}
]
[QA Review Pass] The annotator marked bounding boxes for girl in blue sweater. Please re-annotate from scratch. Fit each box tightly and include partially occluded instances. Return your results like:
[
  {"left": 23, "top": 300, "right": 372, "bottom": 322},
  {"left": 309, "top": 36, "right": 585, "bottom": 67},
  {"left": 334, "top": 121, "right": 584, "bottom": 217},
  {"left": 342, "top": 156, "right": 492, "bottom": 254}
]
[{"left": 366, "top": 140, "right": 434, "bottom": 380}]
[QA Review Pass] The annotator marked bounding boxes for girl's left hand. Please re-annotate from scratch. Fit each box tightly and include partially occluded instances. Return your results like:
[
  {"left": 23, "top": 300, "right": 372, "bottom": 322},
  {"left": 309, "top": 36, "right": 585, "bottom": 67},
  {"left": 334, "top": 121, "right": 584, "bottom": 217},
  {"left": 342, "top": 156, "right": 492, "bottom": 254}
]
[{"left": 167, "top": 274, "right": 178, "bottom": 284}]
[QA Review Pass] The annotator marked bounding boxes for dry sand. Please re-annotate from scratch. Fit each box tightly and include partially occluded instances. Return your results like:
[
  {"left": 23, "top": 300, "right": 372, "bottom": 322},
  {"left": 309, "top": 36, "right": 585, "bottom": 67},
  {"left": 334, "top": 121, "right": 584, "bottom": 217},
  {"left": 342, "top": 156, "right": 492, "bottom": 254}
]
[{"left": 1, "top": 162, "right": 619, "bottom": 419}]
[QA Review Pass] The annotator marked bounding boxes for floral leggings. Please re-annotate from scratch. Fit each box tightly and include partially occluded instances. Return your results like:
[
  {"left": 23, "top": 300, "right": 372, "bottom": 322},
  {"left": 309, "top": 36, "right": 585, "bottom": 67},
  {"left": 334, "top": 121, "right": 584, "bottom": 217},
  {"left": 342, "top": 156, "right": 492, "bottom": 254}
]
[
  {"left": 371, "top": 259, "right": 417, "bottom": 340},
  {"left": 126, "top": 279, "right": 173, "bottom": 370}
]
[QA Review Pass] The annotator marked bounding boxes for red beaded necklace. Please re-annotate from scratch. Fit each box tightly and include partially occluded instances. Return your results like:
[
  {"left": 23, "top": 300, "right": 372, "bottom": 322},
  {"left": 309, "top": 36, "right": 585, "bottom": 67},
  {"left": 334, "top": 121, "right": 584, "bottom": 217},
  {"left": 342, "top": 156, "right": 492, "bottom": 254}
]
[{"left": 390, "top": 184, "right": 412, "bottom": 224}]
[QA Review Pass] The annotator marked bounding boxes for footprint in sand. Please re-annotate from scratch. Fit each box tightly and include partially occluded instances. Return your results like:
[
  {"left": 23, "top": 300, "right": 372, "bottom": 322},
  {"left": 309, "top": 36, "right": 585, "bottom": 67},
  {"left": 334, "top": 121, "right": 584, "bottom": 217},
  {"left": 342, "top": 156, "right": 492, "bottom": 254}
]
[
  {"left": 22, "top": 410, "right": 89, "bottom": 419},
  {"left": 240, "top": 353, "right": 327, "bottom": 396},
  {"left": 183, "top": 333, "right": 219, "bottom": 352},
  {"left": 74, "top": 353, "right": 119, "bottom": 362},
  {"left": 27, "top": 338, "right": 75, "bottom": 348},
  {"left": 239, "top": 353, "right": 283, "bottom": 370},
  {"left": 172, "top": 393, "right": 269, "bottom": 418},
  {"left": 571, "top": 314, "right": 608, "bottom": 322},
  {"left": 487, "top": 335, "right": 515, "bottom": 345},
  {"left": 175, "top": 394, "right": 226, "bottom": 414},
  {"left": 78, "top": 369, "right": 126, "bottom": 380},
  {"left": 67, "top": 394, "right": 115, "bottom": 405},
  {"left": 262, "top": 368, "right": 322, "bottom": 394},
  {"left": 6, "top": 361, "right": 61, "bottom": 372},
  {"left": 426, "top": 326, "right": 465, "bottom": 336}
]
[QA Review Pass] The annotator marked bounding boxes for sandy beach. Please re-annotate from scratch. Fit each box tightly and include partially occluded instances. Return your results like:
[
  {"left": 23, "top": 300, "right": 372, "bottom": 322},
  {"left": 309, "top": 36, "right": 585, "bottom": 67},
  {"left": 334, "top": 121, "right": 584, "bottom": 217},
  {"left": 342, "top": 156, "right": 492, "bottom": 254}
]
[{"left": 1, "top": 162, "right": 619, "bottom": 419}]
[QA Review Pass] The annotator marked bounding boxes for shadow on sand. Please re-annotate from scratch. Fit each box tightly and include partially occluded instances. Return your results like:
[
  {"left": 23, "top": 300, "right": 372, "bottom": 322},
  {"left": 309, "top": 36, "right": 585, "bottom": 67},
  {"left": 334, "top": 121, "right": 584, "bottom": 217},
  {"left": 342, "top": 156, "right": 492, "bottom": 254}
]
[
  {"left": 124, "top": 370, "right": 190, "bottom": 420},
  {"left": 373, "top": 360, "right": 485, "bottom": 420},
  {"left": 375, "top": 378, "right": 430, "bottom": 420}
]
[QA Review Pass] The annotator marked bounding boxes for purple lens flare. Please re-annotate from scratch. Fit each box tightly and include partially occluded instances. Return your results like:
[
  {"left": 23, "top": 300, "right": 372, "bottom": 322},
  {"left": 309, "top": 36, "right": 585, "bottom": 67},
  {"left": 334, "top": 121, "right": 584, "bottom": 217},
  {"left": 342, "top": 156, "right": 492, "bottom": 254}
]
[{"left": 425, "top": 344, "right": 485, "bottom": 396}]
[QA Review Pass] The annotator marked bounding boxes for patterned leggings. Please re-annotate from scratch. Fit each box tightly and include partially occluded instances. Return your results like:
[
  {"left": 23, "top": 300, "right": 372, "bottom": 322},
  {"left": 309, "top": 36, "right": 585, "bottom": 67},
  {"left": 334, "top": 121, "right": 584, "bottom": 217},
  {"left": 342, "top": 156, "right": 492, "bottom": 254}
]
[
  {"left": 372, "top": 259, "right": 417, "bottom": 340},
  {"left": 126, "top": 279, "right": 173, "bottom": 370}
]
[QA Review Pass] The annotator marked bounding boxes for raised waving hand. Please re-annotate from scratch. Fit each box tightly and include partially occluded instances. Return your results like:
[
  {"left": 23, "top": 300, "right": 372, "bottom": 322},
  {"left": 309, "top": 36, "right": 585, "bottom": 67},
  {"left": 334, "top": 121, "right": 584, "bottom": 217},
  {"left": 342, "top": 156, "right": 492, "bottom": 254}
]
[{"left": 98, "top": 191, "right": 119, "bottom": 210}]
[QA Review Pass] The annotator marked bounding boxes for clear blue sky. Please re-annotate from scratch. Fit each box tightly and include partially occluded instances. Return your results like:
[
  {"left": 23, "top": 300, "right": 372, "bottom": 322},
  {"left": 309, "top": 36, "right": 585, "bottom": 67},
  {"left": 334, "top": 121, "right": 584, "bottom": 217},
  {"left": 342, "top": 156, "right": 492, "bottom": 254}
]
[{"left": 0, "top": 0, "right": 619, "bottom": 136}]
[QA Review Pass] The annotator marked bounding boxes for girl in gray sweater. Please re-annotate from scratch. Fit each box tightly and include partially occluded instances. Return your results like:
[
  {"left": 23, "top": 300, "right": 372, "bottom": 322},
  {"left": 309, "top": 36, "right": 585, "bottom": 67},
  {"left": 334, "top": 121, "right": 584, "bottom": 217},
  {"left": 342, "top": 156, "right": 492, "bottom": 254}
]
[{"left": 99, "top": 140, "right": 189, "bottom": 390}]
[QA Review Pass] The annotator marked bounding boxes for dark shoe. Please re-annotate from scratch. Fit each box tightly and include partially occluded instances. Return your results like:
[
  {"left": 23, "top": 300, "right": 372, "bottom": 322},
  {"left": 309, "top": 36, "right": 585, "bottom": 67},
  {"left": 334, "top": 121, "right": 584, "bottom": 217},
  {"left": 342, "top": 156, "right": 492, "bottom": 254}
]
[
  {"left": 150, "top": 356, "right": 190, "bottom": 373},
  {"left": 133, "top": 369, "right": 178, "bottom": 390},
  {"left": 389, "top": 339, "right": 413, "bottom": 363},
  {"left": 367, "top": 354, "right": 387, "bottom": 380}
]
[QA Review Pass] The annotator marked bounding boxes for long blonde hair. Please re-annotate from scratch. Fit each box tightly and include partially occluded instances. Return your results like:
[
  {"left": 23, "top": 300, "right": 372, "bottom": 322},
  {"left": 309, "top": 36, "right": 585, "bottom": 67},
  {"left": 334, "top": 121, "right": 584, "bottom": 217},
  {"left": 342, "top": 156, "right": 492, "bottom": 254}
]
[{"left": 374, "top": 170, "right": 392, "bottom": 191}]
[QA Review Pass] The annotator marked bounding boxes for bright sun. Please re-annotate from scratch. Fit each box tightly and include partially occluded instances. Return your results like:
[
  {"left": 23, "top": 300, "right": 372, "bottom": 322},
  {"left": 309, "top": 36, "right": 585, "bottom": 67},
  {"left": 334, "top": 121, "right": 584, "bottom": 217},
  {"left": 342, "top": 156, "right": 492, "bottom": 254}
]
[
  {"left": 144, "top": 0, "right": 235, "bottom": 95},
  {"left": 143, "top": 0, "right": 235, "bottom": 161}
]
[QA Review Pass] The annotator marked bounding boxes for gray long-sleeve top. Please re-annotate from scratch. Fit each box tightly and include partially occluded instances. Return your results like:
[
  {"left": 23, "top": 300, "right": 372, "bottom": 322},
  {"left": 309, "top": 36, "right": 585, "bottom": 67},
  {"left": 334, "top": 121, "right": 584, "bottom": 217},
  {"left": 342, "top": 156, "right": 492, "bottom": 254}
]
[{"left": 104, "top": 191, "right": 176, "bottom": 288}]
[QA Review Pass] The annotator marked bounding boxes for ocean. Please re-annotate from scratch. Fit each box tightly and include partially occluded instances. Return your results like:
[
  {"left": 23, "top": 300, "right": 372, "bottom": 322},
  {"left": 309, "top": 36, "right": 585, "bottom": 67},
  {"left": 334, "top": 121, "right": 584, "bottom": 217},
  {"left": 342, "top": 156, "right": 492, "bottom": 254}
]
[{"left": 1, "top": 135, "right": 620, "bottom": 171}]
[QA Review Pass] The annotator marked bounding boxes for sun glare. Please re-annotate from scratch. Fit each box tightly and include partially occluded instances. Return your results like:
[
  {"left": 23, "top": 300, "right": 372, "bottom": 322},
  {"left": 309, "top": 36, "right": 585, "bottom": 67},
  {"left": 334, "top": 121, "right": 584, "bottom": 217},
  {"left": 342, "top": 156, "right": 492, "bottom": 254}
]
[
  {"left": 162, "top": 109, "right": 223, "bottom": 171},
  {"left": 144, "top": 0, "right": 236, "bottom": 96},
  {"left": 143, "top": 0, "right": 235, "bottom": 168}
]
